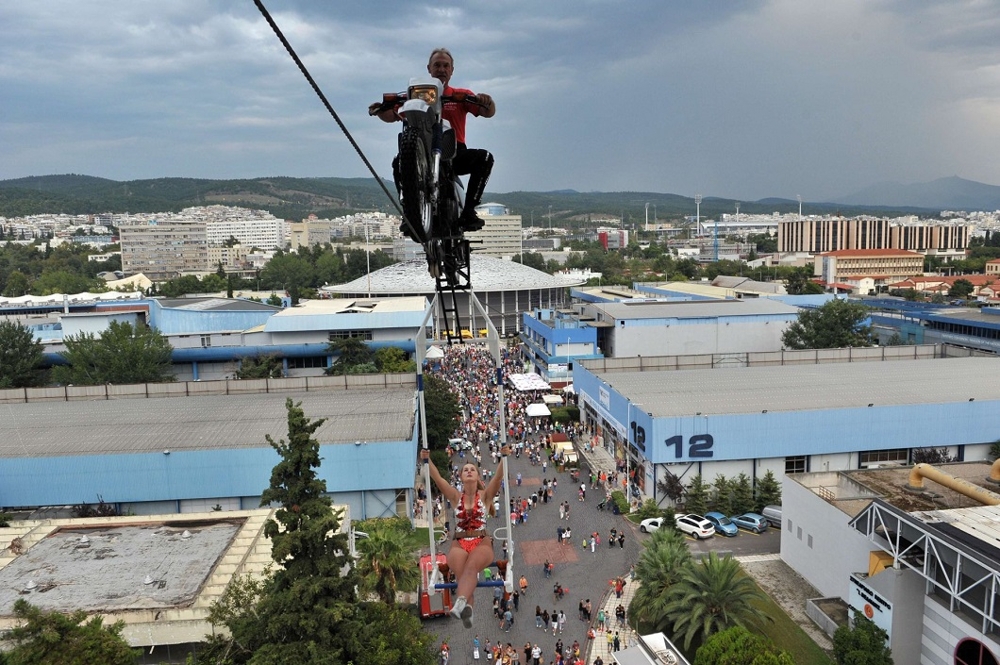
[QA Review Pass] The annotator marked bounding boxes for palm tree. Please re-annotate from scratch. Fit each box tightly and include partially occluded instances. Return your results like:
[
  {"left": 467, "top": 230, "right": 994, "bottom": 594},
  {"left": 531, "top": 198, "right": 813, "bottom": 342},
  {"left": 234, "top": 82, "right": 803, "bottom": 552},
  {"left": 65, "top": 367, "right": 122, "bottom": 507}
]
[
  {"left": 629, "top": 527, "right": 693, "bottom": 632},
  {"left": 354, "top": 521, "right": 420, "bottom": 604},
  {"left": 663, "top": 552, "right": 770, "bottom": 651}
]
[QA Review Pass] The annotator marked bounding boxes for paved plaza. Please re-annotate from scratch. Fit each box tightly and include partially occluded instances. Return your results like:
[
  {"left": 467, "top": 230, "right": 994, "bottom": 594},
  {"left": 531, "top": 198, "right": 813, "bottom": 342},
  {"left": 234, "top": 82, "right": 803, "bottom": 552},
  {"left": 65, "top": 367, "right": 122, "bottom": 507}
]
[{"left": 425, "top": 442, "right": 643, "bottom": 665}]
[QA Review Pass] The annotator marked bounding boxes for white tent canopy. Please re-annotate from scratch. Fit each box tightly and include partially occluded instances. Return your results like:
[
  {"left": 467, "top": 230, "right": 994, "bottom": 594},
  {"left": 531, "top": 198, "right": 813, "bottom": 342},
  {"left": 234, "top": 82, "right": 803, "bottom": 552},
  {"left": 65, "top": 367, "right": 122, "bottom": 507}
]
[
  {"left": 508, "top": 373, "right": 551, "bottom": 392},
  {"left": 562, "top": 384, "right": 576, "bottom": 394},
  {"left": 525, "top": 403, "right": 551, "bottom": 418},
  {"left": 424, "top": 345, "right": 445, "bottom": 360},
  {"left": 542, "top": 394, "right": 564, "bottom": 405}
]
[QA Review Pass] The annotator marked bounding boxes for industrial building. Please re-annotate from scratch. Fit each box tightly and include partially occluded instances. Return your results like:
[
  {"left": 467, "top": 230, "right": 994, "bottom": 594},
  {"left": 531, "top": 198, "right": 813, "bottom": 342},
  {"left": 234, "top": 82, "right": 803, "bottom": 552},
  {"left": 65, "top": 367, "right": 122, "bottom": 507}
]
[
  {"left": 0, "top": 376, "right": 418, "bottom": 521},
  {"left": 866, "top": 298, "right": 1000, "bottom": 354},
  {"left": 784, "top": 461, "right": 1000, "bottom": 664},
  {"left": 572, "top": 345, "right": 1000, "bottom": 502}
]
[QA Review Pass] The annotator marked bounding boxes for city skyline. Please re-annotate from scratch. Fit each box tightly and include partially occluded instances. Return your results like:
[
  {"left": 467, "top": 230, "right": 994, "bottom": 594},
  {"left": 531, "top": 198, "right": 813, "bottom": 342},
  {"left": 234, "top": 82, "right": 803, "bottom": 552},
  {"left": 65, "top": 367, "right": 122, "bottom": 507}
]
[{"left": 2, "top": 1, "right": 999, "bottom": 202}]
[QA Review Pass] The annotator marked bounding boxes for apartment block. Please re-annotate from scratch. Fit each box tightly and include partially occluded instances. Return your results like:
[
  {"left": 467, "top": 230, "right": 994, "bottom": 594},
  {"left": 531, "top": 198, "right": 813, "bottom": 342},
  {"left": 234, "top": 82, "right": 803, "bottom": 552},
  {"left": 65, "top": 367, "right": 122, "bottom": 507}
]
[
  {"left": 465, "top": 204, "right": 522, "bottom": 258},
  {"left": 120, "top": 221, "right": 209, "bottom": 280},
  {"left": 815, "top": 249, "right": 925, "bottom": 286},
  {"left": 778, "top": 217, "right": 971, "bottom": 255}
]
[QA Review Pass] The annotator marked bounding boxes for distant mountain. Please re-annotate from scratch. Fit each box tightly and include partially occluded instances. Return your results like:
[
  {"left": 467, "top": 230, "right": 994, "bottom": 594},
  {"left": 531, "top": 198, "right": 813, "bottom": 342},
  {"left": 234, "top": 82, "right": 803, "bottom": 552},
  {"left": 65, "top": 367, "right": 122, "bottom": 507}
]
[
  {"left": 0, "top": 173, "right": 946, "bottom": 222},
  {"left": 834, "top": 176, "right": 1000, "bottom": 211}
]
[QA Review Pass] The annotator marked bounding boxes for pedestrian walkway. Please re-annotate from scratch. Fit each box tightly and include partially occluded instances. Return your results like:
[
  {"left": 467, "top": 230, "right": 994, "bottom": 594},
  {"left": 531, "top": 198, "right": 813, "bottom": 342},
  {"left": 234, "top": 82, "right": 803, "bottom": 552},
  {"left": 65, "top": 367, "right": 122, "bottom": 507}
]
[
  {"left": 575, "top": 440, "right": 616, "bottom": 478},
  {"left": 586, "top": 576, "right": 641, "bottom": 665},
  {"left": 424, "top": 438, "right": 641, "bottom": 665}
]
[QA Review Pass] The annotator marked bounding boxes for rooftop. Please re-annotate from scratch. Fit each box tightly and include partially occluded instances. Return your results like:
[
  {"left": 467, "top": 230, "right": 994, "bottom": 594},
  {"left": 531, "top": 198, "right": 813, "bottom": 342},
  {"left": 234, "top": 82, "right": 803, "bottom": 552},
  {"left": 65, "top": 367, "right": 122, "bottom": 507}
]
[
  {"left": 586, "top": 355, "right": 1000, "bottom": 417},
  {"left": 324, "top": 255, "right": 583, "bottom": 295},
  {"left": 156, "top": 297, "right": 277, "bottom": 312},
  {"left": 583, "top": 297, "right": 799, "bottom": 321},
  {"left": 0, "top": 509, "right": 278, "bottom": 648},
  {"left": 0, "top": 386, "right": 416, "bottom": 458}
]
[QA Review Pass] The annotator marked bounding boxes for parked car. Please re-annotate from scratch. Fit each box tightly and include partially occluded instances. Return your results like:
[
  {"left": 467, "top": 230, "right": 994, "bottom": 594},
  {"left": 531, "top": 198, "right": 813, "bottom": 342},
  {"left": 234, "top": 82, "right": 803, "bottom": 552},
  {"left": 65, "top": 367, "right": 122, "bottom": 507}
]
[
  {"left": 639, "top": 517, "right": 667, "bottom": 533},
  {"left": 761, "top": 505, "right": 783, "bottom": 528},
  {"left": 674, "top": 514, "right": 715, "bottom": 540},
  {"left": 729, "top": 513, "right": 769, "bottom": 534},
  {"left": 704, "top": 512, "right": 739, "bottom": 537}
]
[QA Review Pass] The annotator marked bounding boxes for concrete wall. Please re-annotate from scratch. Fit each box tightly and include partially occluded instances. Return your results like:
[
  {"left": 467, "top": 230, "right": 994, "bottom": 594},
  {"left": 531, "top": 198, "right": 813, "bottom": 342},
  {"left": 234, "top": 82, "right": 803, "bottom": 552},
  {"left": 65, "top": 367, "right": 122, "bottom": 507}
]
[
  {"left": 921, "top": 597, "right": 1000, "bottom": 665},
  {"left": 781, "top": 475, "right": 875, "bottom": 600},
  {"left": 0, "top": 441, "right": 414, "bottom": 521},
  {"left": 611, "top": 318, "right": 791, "bottom": 358},
  {"left": 865, "top": 567, "right": 925, "bottom": 665}
]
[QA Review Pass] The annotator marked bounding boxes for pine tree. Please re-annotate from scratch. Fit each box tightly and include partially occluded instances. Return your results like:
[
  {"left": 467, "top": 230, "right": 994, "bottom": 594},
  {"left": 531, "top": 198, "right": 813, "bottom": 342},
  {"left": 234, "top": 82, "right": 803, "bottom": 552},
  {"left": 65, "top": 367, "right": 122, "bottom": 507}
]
[
  {"left": 754, "top": 470, "right": 782, "bottom": 513},
  {"left": 249, "top": 399, "right": 359, "bottom": 664},
  {"left": 684, "top": 475, "right": 710, "bottom": 516}
]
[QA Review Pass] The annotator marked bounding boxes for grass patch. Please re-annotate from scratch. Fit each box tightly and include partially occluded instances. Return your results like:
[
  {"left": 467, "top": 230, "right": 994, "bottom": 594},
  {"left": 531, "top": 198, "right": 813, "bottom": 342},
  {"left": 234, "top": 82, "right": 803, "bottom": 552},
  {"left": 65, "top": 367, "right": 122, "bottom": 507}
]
[
  {"left": 406, "top": 527, "right": 431, "bottom": 552},
  {"left": 744, "top": 572, "right": 834, "bottom": 665}
]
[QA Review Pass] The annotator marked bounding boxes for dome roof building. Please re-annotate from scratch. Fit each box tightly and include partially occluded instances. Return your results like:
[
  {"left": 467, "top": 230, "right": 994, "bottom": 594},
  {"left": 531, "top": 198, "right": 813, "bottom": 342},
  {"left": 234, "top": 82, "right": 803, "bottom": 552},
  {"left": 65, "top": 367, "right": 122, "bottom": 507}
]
[{"left": 322, "top": 255, "right": 584, "bottom": 336}]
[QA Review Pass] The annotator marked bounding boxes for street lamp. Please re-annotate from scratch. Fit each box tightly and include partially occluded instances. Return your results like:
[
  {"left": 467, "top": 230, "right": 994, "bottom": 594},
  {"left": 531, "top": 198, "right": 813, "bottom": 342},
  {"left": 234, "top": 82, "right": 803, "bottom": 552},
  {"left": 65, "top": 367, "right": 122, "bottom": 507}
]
[{"left": 548, "top": 205, "right": 552, "bottom": 232}]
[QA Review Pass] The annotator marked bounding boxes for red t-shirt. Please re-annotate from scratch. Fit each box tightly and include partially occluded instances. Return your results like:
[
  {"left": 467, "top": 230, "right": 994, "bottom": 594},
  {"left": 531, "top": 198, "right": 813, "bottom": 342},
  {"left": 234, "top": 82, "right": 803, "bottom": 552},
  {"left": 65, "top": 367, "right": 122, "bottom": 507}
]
[{"left": 442, "top": 85, "right": 481, "bottom": 145}]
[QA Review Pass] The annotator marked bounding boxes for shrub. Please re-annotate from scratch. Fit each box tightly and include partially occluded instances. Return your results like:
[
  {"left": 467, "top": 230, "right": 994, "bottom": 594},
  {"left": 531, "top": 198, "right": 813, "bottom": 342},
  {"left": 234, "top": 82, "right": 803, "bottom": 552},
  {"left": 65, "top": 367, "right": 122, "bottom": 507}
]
[{"left": 611, "top": 490, "right": 630, "bottom": 514}]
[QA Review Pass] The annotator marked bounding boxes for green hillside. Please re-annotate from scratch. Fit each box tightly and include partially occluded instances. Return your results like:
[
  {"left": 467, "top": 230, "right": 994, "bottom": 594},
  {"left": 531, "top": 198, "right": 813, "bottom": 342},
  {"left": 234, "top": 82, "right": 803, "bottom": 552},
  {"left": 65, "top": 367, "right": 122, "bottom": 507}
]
[{"left": 0, "top": 174, "right": 938, "bottom": 223}]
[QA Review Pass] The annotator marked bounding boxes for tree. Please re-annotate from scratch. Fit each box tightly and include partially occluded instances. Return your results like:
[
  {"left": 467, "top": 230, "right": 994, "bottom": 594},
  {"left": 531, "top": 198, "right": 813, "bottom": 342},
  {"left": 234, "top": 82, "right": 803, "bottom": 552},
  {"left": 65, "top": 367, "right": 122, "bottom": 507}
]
[
  {"left": 694, "top": 625, "right": 794, "bottom": 665},
  {"left": 663, "top": 552, "right": 770, "bottom": 651},
  {"left": 1, "top": 598, "right": 138, "bottom": 665},
  {"left": 833, "top": 611, "right": 893, "bottom": 665},
  {"left": 754, "top": 471, "right": 781, "bottom": 513},
  {"left": 949, "top": 278, "right": 974, "bottom": 299},
  {"left": 196, "top": 401, "right": 434, "bottom": 665},
  {"left": 781, "top": 298, "right": 873, "bottom": 349},
  {"left": 2, "top": 270, "right": 31, "bottom": 297},
  {"left": 260, "top": 252, "right": 314, "bottom": 305},
  {"left": 911, "top": 447, "right": 956, "bottom": 465},
  {"left": 683, "top": 475, "right": 710, "bottom": 516},
  {"left": 630, "top": 527, "right": 693, "bottom": 633},
  {"left": 656, "top": 468, "right": 685, "bottom": 504},
  {"left": 354, "top": 518, "right": 420, "bottom": 604},
  {"left": 252, "top": 398, "right": 360, "bottom": 663},
  {"left": 423, "top": 374, "right": 461, "bottom": 452},
  {"left": 514, "top": 252, "right": 548, "bottom": 272},
  {"left": 31, "top": 269, "right": 101, "bottom": 296},
  {"left": 52, "top": 320, "right": 174, "bottom": 385},
  {"left": 374, "top": 347, "right": 417, "bottom": 374},
  {"left": 785, "top": 267, "right": 824, "bottom": 295},
  {"left": 326, "top": 337, "right": 375, "bottom": 375},
  {"left": 730, "top": 473, "right": 755, "bottom": 516},
  {"left": 712, "top": 475, "right": 735, "bottom": 516},
  {"left": 235, "top": 354, "right": 284, "bottom": 379},
  {"left": 0, "top": 320, "right": 44, "bottom": 388},
  {"left": 345, "top": 603, "right": 436, "bottom": 665}
]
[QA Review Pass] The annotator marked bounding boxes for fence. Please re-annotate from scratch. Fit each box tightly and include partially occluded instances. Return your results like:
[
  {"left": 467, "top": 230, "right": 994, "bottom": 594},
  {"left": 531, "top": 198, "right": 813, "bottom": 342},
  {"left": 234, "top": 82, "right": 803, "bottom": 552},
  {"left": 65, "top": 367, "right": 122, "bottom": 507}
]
[{"left": 0, "top": 373, "right": 417, "bottom": 405}]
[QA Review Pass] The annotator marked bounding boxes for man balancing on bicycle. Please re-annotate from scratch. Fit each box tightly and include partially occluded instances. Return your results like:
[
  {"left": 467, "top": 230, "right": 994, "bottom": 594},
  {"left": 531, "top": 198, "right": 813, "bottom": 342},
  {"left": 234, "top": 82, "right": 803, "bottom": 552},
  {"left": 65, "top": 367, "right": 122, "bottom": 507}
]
[{"left": 372, "top": 47, "right": 496, "bottom": 239}]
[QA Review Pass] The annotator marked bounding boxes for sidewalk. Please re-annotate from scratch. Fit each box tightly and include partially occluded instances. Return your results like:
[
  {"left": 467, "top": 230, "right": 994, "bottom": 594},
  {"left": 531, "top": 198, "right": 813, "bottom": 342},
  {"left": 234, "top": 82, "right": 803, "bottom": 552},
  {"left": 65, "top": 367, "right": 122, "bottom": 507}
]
[{"left": 586, "top": 577, "right": 641, "bottom": 664}]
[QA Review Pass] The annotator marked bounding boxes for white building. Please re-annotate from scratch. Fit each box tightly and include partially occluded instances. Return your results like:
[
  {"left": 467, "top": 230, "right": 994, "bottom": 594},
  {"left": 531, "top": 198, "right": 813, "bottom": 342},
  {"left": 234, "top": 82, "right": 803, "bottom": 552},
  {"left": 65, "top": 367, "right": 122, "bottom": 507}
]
[{"left": 466, "top": 203, "right": 523, "bottom": 258}]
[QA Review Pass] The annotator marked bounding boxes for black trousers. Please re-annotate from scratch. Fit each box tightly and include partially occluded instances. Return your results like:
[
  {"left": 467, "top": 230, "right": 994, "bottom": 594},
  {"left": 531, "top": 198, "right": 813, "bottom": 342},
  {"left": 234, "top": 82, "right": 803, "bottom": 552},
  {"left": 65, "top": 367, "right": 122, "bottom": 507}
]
[{"left": 452, "top": 143, "right": 494, "bottom": 212}]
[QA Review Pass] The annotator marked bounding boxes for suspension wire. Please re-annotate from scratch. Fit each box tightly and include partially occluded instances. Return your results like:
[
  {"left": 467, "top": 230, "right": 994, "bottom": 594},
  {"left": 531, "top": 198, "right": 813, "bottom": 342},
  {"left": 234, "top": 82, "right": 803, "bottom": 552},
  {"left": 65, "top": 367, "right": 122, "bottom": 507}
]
[{"left": 253, "top": 0, "right": 403, "bottom": 217}]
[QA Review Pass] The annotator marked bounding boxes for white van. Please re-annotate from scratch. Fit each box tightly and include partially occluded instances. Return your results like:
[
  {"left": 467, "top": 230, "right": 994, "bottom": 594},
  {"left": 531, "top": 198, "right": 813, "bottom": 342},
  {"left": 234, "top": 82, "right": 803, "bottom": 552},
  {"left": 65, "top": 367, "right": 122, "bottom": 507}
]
[{"left": 761, "top": 505, "right": 782, "bottom": 528}]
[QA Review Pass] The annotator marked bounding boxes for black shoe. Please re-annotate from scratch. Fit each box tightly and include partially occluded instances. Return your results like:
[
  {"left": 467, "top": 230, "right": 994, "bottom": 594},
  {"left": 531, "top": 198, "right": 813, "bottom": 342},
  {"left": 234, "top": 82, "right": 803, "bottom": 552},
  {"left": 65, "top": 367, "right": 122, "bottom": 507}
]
[{"left": 459, "top": 209, "right": 485, "bottom": 232}]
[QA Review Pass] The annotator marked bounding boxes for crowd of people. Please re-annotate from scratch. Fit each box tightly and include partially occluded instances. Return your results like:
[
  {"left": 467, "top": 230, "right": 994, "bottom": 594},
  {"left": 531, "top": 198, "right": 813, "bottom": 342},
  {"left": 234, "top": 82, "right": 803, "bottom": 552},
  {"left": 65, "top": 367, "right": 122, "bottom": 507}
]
[{"left": 427, "top": 344, "right": 635, "bottom": 665}]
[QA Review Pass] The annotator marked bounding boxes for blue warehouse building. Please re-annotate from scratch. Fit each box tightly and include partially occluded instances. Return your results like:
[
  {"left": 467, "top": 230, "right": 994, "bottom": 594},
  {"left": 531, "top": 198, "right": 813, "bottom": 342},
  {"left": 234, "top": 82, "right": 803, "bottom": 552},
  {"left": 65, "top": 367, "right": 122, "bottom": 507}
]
[
  {"left": 0, "top": 377, "right": 419, "bottom": 520},
  {"left": 572, "top": 345, "right": 1000, "bottom": 503},
  {"left": 5, "top": 294, "right": 432, "bottom": 382},
  {"left": 866, "top": 297, "right": 1000, "bottom": 354}
]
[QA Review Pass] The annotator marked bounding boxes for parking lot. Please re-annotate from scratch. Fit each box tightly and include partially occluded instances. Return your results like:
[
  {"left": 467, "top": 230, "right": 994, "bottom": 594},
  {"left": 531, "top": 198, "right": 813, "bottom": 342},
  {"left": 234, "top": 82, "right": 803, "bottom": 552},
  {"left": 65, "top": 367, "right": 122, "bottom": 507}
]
[{"left": 637, "top": 515, "right": 782, "bottom": 558}]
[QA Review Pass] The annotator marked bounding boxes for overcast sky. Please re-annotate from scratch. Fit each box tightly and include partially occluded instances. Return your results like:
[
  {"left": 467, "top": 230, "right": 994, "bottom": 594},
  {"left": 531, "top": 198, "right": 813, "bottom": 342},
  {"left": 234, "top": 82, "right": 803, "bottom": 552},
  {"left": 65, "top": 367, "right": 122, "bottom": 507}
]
[{"left": 2, "top": 1, "right": 999, "bottom": 202}]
